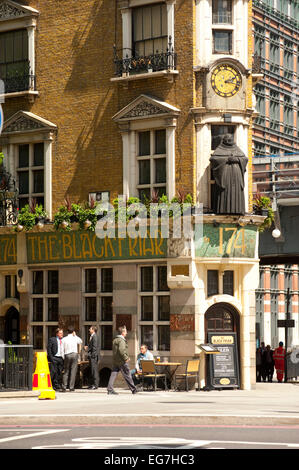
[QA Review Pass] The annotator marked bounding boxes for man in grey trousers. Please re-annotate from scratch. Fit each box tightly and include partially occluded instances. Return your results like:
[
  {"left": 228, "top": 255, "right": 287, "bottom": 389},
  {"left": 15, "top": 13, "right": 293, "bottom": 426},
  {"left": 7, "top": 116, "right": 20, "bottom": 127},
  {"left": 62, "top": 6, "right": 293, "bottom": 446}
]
[
  {"left": 61, "top": 326, "right": 82, "bottom": 392},
  {"left": 107, "top": 325, "right": 137, "bottom": 395}
]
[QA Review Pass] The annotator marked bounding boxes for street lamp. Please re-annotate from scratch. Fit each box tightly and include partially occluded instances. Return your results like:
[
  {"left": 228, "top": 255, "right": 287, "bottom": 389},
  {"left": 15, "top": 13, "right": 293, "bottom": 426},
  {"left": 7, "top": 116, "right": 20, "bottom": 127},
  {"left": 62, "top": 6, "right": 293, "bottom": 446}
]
[{"left": 272, "top": 228, "right": 281, "bottom": 239}]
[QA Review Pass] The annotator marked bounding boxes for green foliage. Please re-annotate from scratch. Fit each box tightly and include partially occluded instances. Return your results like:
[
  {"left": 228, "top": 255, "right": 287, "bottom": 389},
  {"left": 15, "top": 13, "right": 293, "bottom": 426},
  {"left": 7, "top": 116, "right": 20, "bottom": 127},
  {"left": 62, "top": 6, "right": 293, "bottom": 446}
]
[
  {"left": 53, "top": 206, "right": 72, "bottom": 231},
  {"left": 77, "top": 206, "right": 97, "bottom": 231},
  {"left": 16, "top": 203, "right": 47, "bottom": 231},
  {"left": 253, "top": 193, "right": 275, "bottom": 232}
]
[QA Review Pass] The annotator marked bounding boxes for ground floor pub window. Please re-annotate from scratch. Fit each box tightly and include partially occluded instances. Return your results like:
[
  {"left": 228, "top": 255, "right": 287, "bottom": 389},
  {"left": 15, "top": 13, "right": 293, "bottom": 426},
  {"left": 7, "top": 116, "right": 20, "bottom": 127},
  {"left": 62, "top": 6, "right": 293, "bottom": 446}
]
[
  {"left": 83, "top": 267, "right": 113, "bottom": 351},
  {"left": 30, "top": 269, "right": 59, "bottom": 350},
  {"left": 139, "top": 265, "right": 170, "bottom": 352}
]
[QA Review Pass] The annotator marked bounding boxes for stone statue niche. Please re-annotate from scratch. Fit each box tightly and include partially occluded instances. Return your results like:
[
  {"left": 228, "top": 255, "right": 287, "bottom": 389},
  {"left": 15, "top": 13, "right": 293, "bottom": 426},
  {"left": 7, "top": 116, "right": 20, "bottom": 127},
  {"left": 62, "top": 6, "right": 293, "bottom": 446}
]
[{"left": 209, "top": 134, "right": 248, "bottom": 215}]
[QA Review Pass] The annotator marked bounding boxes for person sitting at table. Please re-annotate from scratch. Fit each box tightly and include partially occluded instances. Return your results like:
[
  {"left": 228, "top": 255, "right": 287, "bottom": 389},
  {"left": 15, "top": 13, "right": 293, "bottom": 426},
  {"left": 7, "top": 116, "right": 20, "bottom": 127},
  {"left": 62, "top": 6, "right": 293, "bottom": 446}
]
[{"left": 130, "top": 344, "right": 154, "bottom": 386}]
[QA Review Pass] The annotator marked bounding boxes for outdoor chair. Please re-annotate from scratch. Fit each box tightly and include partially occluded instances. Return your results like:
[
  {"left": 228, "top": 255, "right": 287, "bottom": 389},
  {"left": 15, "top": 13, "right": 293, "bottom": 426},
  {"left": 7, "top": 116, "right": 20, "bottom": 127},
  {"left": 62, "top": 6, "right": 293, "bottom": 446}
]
[
  {"left": 173, "top": 359, "right": 200, "bottom": 391},
  {"left": 139, "top": 360, "right": 167, "bottom": 391}
]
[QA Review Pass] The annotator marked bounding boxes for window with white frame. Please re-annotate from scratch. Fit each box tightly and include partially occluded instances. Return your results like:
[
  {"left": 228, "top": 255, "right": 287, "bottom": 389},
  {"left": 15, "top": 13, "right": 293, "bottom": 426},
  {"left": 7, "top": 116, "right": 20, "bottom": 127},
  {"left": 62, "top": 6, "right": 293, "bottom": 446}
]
[
  {"left": 133, "top": 3, "right": 167, "bottom": 57},
  {"left": 137, "top": 129, "right": 167, "bottom": 202},
  {"left": 17, "top": 142, "right": 44, "bottom": 210},
  {"left": 83, "top": 268, "right": 113, "bottom": 350},
  {"left": 0, "top": 3, "right": 38, "bottom": 95},
  {"left": 0, "top": 111, "right": 57, "bottom": 219},
  {"left": 30, "top": 270, "right": 59, "bottom": 350},
  {"left": 139, "top": 265, "right": 170, "bottom": 352},
  {"left": 212, "top": 0, "right": 232, "bottom": 24},
  {"left": 116, "top": 0, "right": 176, "bottom": 77}
]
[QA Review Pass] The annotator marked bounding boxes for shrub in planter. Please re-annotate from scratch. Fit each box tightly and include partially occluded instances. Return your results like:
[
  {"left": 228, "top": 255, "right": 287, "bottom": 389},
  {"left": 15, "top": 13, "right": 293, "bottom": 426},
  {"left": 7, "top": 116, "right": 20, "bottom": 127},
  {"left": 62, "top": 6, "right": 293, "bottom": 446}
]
[{"left": 16, "top": 202, "right": 48, "bottom": 231}]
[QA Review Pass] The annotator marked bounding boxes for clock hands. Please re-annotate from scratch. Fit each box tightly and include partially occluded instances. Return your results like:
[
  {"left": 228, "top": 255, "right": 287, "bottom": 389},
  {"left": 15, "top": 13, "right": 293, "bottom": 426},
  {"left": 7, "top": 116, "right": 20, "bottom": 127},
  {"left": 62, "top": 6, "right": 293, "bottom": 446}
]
[{"left": 225, "top": 77, "right": 237, "bottom": 84}]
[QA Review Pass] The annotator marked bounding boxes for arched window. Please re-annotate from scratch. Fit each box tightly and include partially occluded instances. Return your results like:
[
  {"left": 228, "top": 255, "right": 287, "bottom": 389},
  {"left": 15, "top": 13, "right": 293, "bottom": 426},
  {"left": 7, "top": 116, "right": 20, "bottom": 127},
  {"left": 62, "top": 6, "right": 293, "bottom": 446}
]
[{"left": 206, "top": 304, "right": 237, "bottom": 332}]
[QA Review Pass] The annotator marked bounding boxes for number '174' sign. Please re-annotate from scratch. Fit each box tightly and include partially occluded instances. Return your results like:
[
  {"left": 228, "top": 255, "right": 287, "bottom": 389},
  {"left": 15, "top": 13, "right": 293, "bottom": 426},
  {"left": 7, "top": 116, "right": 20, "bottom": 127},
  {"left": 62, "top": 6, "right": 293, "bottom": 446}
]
[{"left": 195, "top": 224, "right": 258, "bottom": 259}]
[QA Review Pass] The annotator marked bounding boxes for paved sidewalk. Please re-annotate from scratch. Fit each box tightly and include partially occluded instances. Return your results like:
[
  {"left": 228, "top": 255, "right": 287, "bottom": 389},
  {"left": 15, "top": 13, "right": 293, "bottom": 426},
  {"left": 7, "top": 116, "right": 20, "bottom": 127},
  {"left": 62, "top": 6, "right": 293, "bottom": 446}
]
[{"left": 0, "top": 381, "right": 298, "bottom": 426}]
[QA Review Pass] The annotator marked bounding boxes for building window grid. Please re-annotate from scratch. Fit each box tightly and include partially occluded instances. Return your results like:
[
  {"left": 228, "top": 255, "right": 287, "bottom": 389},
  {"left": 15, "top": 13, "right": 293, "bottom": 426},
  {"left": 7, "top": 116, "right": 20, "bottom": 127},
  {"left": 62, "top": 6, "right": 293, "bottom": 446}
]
[
  {"left": 283, "top": 40, "right": 294, "bottom": 79},
  {"left": 283, "top": 95, "right": 294, "bottom": 134},
  {"left": 269, "top": 91, "right": 280, "bottom": 131},
  {"left": 137, "top": 129, "right": 167, "bottom": 202},
  {"left": 139, "top": 265, "right": 170, "bottom": 353},
  {"left": 269, "top": 33, "right": 280, "bottom": 75},
  {"left": 255, "top": 84, "right": 266, "bottom": 125},
  {"left": 82, "top": 268, "right": 113, "bottom": 351},
  {"left": 30, "top": 270, "right": 59, "bottom": 350},
  {"left": 17, "top": 143, "right": 44, "bottom": 210}
]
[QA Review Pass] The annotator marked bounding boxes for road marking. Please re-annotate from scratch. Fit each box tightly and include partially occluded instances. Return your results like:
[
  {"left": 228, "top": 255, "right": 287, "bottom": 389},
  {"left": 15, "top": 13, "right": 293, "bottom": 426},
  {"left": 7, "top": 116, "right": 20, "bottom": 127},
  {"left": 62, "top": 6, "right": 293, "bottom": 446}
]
[
  {"left": 0, "top": 429, "right": 69, "bottom": 444},
  {"left": 33, "top": 437, "right": 212, "bottom": 449}
]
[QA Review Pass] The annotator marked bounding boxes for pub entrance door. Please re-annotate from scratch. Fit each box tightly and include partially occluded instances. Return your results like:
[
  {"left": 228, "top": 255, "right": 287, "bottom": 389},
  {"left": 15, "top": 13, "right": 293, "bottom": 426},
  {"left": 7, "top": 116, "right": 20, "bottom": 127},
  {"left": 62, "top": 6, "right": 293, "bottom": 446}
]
[
  {"left": 205, "top": 303, "right": 241, "bottom": 387},
  {"left": 4, "top": 307, "right": 20, "bottom": 344}
]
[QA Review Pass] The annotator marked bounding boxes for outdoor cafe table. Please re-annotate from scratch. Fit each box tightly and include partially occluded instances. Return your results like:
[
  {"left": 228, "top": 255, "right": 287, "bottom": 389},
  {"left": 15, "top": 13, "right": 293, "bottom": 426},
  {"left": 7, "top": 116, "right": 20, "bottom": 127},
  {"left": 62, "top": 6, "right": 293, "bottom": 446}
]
[{"left": 154, "top": 362, "right": 182, "bottom": 389}]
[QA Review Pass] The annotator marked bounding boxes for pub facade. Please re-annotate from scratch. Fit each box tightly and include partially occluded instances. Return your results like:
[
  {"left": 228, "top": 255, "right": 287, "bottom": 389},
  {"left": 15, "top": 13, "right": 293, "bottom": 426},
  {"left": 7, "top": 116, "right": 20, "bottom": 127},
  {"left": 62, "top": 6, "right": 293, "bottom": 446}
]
[{"left": 0, "top": 0, "right": 262, "bottom": 389}]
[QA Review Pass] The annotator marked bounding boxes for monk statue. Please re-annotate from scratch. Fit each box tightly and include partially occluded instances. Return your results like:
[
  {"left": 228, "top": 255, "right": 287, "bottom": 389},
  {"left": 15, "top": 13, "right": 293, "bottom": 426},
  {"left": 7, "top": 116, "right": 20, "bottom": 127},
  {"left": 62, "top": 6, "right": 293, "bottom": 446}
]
[{"left": 210, "top": 134, "right": 248, "bottom": 215}]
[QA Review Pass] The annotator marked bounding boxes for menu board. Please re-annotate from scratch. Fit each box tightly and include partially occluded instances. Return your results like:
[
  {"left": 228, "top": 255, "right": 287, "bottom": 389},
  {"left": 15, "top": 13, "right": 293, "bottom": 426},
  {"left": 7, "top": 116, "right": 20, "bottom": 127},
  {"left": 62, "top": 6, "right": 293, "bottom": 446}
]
[{"left": 207, "top": 332, "right": 240, "bottom": 389}]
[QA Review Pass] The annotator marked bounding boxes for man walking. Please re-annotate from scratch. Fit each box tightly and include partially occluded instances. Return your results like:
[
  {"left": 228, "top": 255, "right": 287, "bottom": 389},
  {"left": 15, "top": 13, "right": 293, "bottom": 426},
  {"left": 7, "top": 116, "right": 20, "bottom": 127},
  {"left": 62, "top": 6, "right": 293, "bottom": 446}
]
[
  {"left": 47, "top": 328, "right": 64, "bottom": 391},
  {"left": 107, "top": 325, "right": 137, "bottom": 395},
  {"left": 85, "top": 325, "right": 100, "bottom": 389},
  {"left": 61, "top": 326, "right": 82, "bottom": 392}
]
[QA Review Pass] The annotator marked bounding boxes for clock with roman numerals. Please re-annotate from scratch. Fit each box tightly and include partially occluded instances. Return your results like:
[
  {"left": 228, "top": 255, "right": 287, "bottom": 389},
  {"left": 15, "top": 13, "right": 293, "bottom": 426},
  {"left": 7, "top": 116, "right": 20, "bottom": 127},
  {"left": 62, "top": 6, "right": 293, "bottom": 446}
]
[{"left": 211, "top": 64, "right": 242, "bottom": 98}]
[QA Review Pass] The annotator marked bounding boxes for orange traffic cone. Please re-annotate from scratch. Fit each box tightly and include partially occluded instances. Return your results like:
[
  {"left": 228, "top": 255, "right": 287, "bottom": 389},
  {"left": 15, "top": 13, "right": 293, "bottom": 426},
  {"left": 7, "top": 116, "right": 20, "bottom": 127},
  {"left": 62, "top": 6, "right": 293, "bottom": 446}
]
[{"left": 32, "top": 351, "right": 56, "bottom": 400}]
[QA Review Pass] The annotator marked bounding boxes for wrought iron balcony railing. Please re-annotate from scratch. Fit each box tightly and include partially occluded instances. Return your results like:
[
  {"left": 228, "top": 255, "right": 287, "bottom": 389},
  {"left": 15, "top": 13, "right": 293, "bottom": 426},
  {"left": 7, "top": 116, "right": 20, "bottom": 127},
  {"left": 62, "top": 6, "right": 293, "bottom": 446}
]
[
  {"left": 113, "top": 36, "right": 177, "bottom": 77},
  {"left": 0, "top": 168, "right": 19, "bottom": 226},
  {"left": 0, "top": 60, "right": 36, "bottom": 94}
]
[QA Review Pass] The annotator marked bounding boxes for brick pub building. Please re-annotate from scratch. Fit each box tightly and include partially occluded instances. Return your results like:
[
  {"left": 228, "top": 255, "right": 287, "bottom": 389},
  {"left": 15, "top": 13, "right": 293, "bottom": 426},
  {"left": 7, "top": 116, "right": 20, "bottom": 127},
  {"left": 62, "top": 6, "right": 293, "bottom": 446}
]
[{"left": 0, "top": 0, "right": 262, "bottom": 389}]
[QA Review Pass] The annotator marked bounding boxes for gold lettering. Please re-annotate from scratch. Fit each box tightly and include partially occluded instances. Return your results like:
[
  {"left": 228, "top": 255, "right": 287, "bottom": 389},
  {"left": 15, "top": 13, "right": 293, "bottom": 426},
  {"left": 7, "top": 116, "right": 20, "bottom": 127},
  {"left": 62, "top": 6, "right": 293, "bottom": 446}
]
[
  {"left": 27, "top": 236, "right": 37, "bottom": 261},
  {"left": 48, "top": 235, "right": 60, "bottom": 261},
  {"left": 1, "top": 237, "right": 9, "bottom": 263},
  {"left": 219, "top": 227, "right": 223, "bottom": 255},
  {"left": 233, "top": 228, "right": 245, "bottom": 255},
  {"left": 104, "top": 237, "right": 115, "bottom": 258},
  {"left": 224, "top": 227, "right": 237, "bottom": 255},
  {"left": 7, "top": 237, "right": 17, "bottom": 263},
  {"left": 72, "top": 233, "right": 82, "bottom": 259},
  {"left": 62, "top": 234, "right": 72, "bottom": 259},
  {"left": 80, "top": 233, "right": 93, "bottom": 259},
  {"left": 129, "top": 237, "right": 139, "bottom": 257},
  {"left": 38, "top": 236, "right": 49, "bottom": 261},
  {"left": 118, "top": 237, "right": 124, "bottom": 257},
  {"left": 92, "top": 235, "right": 104, "bottom": 258},
  {"left": 154, "top": 236, "right": 165, "bottom": 256},
  {"left": 143, "top": 236, "right": 154, "bottom": 256}
]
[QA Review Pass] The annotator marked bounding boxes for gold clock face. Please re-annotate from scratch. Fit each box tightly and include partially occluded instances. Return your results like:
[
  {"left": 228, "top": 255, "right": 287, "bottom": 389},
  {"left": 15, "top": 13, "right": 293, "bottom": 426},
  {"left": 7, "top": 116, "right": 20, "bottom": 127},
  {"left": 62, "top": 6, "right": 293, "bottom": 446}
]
[{"left": 211, "top": 64, "right": 242, "bottom": 97}]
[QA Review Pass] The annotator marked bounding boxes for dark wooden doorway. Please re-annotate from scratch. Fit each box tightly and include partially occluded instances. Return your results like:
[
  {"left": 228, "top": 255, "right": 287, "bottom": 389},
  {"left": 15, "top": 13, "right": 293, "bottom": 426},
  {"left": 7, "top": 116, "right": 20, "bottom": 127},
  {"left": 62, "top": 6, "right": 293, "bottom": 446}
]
[
  {"left": 4, "top": 307, "right": 20, "bottom": 344},
  {"left": 205, "top": 303, "right": 241, "bottom": 386}
]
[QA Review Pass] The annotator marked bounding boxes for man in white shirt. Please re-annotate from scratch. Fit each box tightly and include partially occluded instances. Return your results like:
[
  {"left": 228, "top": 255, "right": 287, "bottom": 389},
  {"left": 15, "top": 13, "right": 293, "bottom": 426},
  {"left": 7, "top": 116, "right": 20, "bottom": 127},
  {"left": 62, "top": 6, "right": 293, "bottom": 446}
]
[{"left": 61, "top": 326, "right": 82, "bottom": 392}]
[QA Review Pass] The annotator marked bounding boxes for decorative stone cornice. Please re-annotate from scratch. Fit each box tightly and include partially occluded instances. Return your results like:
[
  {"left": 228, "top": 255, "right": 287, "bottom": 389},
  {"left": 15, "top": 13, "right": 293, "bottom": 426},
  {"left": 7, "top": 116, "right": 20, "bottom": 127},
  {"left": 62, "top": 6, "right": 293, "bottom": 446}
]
[
  {"left": 0, "top": 1, "right": 39, "bottom": 22},
  {"left": 122, "top": 101, "right": 164, "bottom": 119},
  {"left": 112, "top": 94, "right": 180, "bottom": 123},
  {"left": 1, "top": 111, "right": 57, "bottom": 136}
]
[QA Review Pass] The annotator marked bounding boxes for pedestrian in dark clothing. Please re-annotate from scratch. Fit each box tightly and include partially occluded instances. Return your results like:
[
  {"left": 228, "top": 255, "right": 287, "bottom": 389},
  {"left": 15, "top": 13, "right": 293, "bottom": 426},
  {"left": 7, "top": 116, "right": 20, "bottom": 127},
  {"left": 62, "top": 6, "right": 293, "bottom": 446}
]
[
  {"left": 47, "top": 328, "right": 64, "bottom": 391},
  {"left": 262, "top": 345, "right": 275, "bottom": 382},
  {"left": 107, "top": 326, "right": 137, "bottom": 395},
  {"left": 256, "top": 347, "right": 263, "bottom": 382},
  {"left": 85, "top": 325, "right": 100, "bottom": 389}
]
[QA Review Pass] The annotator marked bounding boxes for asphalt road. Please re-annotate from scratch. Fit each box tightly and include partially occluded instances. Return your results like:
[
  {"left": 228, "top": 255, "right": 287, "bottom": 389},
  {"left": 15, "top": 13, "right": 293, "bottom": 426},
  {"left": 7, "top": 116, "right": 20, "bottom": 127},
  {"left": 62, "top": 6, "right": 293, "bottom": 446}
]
[{"left": 1, "top": 424, "right": 299, "bottom": 450}]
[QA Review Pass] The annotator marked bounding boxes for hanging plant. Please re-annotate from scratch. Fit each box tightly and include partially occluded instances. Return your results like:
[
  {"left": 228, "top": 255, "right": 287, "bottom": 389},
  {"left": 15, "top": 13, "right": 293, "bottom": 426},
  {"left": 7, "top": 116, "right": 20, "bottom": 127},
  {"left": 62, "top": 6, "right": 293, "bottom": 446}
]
[
  {"left": 15, "top": 200, "right": 48, "bottom": 232},
  {"left": 77, "top": 206, "right": 97, "bottom": 231},
  {"left": 253, "top": 193, "right": 275, "bottom": 232}
]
